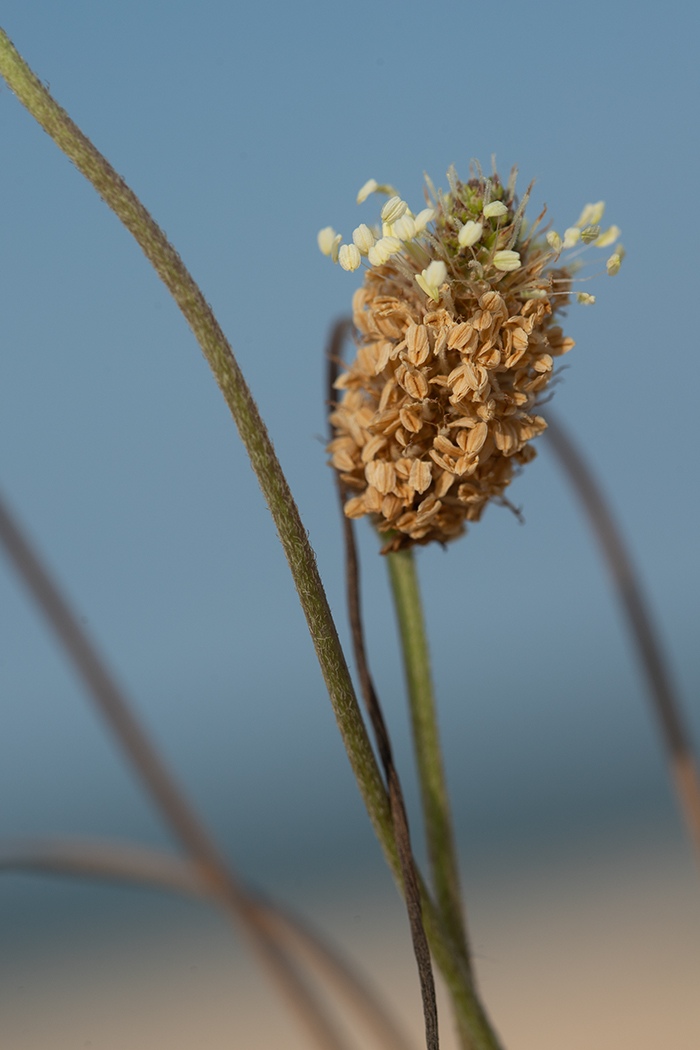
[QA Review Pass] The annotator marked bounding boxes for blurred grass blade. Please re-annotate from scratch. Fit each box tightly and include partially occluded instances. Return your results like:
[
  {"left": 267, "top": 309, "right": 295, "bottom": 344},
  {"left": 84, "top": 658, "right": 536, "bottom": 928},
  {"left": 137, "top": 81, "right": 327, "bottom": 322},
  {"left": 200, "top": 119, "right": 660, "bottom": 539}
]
[
  {"left": 545, "top": 412, "right": 700, "bottom": 869},
  {"left": 0, "top": 838, "right": 205, "bottom": 895},
  {"left": 0, "top": 490, "right": 352, "bottom": 1050},
  {"left": 0, "top": 837, "right": 415, "bottom": 1050}
]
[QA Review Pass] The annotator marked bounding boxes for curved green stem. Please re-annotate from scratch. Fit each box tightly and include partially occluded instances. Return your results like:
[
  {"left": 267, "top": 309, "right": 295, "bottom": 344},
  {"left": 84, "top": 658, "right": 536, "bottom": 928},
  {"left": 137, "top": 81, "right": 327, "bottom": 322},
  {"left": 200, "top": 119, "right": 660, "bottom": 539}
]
[
  {"left": 0, "top": 23, "right": 391, "bottom": 876},
  {"left": 386, "top": 548, "right": 469, "bottom": 966}
]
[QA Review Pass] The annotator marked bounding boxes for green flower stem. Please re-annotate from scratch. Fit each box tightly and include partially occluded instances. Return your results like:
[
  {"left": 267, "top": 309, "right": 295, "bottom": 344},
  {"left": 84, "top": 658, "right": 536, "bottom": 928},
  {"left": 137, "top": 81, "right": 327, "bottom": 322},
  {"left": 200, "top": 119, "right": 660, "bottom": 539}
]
[
  {"left": 386, "top": 548, "right": 469, "bottom": 967},
  {"left": 0, "top": 21, "right": 391, "bottom": 890},
  {"left": 0, "top": 28, "right": 502, "bottom": 1048}
]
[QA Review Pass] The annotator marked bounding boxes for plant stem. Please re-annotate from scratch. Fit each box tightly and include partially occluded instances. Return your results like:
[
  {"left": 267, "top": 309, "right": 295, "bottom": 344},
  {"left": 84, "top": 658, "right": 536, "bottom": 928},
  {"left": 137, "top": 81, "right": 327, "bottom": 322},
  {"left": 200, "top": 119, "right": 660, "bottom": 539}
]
[
  {"left": 386, "top": 548, "right": 469, "bottom": 967},
  {"left": 0, "top": 23, "right": 393, "bottom": 882}
]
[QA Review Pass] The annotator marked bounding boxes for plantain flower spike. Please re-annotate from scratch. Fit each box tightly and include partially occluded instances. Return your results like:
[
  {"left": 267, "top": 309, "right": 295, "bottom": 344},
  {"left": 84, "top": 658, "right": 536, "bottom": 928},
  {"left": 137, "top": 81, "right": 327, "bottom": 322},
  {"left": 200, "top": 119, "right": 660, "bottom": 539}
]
[{"left": 324, "top": 163, "right": 621, "bottom": 551}]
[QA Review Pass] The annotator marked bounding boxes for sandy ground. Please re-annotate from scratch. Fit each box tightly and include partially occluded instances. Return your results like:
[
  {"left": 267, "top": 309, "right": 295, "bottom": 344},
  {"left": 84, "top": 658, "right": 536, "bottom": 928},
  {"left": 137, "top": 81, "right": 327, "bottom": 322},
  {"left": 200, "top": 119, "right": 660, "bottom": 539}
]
[{"left": 2, "top": 828, "right": 699, "bottom": 1050}]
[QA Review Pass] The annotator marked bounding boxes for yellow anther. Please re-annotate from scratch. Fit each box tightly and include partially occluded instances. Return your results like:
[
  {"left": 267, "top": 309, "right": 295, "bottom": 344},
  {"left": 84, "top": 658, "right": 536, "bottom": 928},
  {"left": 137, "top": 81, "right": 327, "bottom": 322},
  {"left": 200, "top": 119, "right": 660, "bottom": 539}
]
[
  {"left": 415, "top": 260, "right": 447, "bottom": 301},
  {"left": 576, "top": 201, "right": 605, "bottom": 227},
  {"left": 339, "top": 244, "right": 362, "bottom": 271},
  {"left": 317, "top": 226, "right": 338, "bottom": 255},
  {"left": 356, "top": 179, "right": 379, "bottom": 204},
  {"left": 546, "top": 231, "right": 563, "bottom": 253},
  {"left": 483, "top": 201, "right": 508, "bottom": 219},
  {"left": 458, "top": 221, "right": 483, "bottom": 248},
  {"left": 381, "top": 196, "right": 409, "bottom": 225},
  {"left": 595, "top": 225, "right": 621, "bottom": 247},
  {"left": 606, "top": 253, "right": 621, "bottom": 276},
  {"left": 413, "top": 208, "right": 436, "bottom": 232},
  {"left": 563, "top": 227, "right": 581, "bottom": 248},
  {"left": 580, "top": 225, "right": 601, "bottom": 244},
  {"left": 493, "top": 250, "right": 521, "bottom": 272},
  {"left": 352, "top": 224, "right": 376, "bottom": 254}
]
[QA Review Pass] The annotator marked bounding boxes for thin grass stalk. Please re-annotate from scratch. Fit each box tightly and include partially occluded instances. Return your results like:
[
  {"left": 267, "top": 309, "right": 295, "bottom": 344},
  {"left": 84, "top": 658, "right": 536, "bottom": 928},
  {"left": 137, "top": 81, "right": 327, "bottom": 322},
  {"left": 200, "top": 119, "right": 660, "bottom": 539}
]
[
  {"left": 545, "top": 413, "right": 700, "bottom": 870},
  {"left": 327, "top": 321, "right": 439, "bottom": 1050},
  {"left": 0, "top": 491, "right": 353, "bottom": 1050},
  {"left": 328, "top": 321, "right": 502, "bottom": 1050},
  {"left": 0, "top": 24, "right": 396, "bottom": 893},
  {"left": 338, "top": 519, "right": 499, "bottom": 1050},
  {"left": 385, "top": 549, "right": 469, "bottom": 966}
]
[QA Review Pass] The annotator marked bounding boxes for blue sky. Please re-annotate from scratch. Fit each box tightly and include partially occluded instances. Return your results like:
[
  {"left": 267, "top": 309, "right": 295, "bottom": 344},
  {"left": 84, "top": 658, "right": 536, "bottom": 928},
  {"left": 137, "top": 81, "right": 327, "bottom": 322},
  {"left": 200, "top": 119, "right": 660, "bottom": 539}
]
[{"left": 1, "top": 0, "right": 699, "bottom": 910}]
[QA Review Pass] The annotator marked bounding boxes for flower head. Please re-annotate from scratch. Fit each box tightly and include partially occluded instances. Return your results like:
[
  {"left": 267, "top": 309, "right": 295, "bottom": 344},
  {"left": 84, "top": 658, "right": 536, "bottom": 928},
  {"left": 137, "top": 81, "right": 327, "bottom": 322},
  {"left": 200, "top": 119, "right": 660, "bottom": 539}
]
[{"left": 324, "top": 163, "right": 620, "bottom": 551}]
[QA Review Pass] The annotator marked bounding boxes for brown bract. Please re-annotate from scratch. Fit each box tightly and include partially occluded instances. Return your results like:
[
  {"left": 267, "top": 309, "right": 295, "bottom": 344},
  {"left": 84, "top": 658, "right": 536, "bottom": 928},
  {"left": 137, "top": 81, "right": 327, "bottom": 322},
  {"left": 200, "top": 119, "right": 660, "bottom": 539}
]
[{"left": 329, "top": 263, "right": 575, "bottom": 552}]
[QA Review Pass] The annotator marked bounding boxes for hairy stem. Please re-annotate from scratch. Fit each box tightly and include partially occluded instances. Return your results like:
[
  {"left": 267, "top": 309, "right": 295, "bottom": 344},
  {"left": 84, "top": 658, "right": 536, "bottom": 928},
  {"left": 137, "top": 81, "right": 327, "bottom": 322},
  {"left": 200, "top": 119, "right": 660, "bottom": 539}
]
[
  {"left": 386, "top": 548, "right": 470, "bottom": 968},
  {"left": 0, "top": 23, "right": 394, "bottom": 882}
]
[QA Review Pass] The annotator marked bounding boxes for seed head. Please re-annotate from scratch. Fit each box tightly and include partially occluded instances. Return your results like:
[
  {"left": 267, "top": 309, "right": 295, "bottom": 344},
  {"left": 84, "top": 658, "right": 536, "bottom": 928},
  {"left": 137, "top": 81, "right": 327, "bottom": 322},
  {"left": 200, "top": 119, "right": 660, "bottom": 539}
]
[{"left": 324, "top": 163, "right": 620, "bottom": 551}]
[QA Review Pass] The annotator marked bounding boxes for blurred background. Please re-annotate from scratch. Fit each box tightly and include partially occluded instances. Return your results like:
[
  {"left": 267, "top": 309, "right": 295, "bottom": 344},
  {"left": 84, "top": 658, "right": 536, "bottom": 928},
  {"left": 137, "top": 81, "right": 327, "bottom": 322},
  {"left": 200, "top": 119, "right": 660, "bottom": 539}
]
[{"left": 1, "top": 1, "right": 699, "bottom": 1047}]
